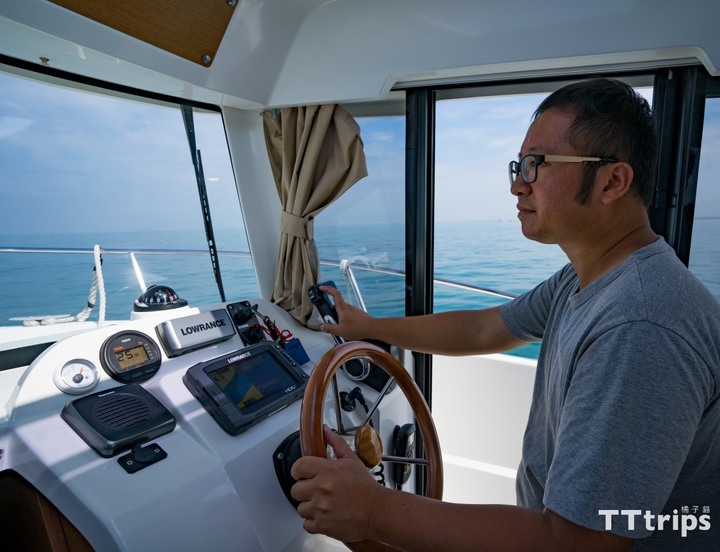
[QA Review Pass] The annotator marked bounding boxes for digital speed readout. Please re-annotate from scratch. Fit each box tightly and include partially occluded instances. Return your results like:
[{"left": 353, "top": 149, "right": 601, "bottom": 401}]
[
  {"left": 100, "top": 330, "right": 162, "bottom": 383},
  {"left": 114, "top": 345, "right": 151, "bottom": 370}
]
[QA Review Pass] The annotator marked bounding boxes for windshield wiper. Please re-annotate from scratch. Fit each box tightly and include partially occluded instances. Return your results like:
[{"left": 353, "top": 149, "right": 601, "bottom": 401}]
[{"left": 181, "top": 104, "right": 226, "bottom": 302}]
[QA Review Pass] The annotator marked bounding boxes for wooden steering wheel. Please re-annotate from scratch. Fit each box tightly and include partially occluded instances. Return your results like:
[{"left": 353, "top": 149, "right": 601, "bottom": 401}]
[{"left": 299, "top": 341, "right": 443, "bottom": 552}]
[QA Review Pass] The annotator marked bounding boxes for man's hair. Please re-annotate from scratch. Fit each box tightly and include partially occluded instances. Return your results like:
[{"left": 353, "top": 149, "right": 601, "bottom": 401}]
[{"left": 533, "top": 78, "right": 658, "bottom": 206}]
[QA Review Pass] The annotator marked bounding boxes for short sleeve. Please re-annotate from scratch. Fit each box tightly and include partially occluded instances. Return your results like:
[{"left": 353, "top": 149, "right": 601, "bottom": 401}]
[
  {"left": 543, "top": 322, "right": 712, "bottom": 538},
  {"left": 501, "top": 265, "right": 575, "bottom": 342}
]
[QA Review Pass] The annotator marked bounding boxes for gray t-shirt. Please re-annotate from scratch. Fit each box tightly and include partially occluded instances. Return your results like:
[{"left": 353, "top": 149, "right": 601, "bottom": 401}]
[{"left": 501, "top": 238, "right": 720, "bottom": 550}]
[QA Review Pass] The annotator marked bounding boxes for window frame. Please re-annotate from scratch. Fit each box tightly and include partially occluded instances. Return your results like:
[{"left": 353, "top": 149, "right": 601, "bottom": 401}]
[
  {"left": 0, "top": 53, "right": 247, "bottom": 313},
  {"left": 402, "top": 67, "right": 717, "bottom": 396}
]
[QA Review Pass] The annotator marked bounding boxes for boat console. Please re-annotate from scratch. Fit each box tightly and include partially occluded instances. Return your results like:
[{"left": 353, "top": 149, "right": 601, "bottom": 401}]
[{"left": 0, "top": 295, "right": 413, "bottom": 551}]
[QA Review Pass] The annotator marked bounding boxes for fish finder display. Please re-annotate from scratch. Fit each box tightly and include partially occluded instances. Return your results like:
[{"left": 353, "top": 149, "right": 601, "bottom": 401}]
[
  {"left": 183, "top": 342, "right": 308, "bottom": 435},
  {"left": 207, "top": 350, "right": 299, "bottom": 411}
]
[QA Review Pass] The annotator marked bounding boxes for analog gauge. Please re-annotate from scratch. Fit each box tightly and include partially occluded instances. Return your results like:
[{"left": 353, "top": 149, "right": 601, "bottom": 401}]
[{"left": 53, "top": 359, "right": 100, "bottom": 395}]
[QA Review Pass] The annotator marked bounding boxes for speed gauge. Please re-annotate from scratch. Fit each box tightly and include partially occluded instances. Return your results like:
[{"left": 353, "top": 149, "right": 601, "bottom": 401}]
[
  {"left": 100, "top": 330, "right": 162, "bottom": 383},
  {"left": 53, "top": 359, "right": 99, "bottom": 395}
]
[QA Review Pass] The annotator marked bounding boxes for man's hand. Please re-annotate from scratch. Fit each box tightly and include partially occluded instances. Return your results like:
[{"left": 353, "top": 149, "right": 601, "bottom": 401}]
[
  {"left": 291, "top": 425, "right": 386, "bottom": 543},
  {"left": 318, "top": 286, "right": 377, "bottom": 341},
  {"left": 290, "top": 427, "right": 635, "bottom": 551}
]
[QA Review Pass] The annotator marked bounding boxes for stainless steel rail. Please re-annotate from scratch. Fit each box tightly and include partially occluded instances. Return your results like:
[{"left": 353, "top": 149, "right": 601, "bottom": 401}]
[{"left": 0, "top": 246, "right": 516, "bottom": 309}]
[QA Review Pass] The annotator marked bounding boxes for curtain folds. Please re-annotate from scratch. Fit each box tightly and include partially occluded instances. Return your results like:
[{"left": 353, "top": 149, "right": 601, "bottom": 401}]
[{"left": 262, "top": 104, "right": 367, "bottom": 324}]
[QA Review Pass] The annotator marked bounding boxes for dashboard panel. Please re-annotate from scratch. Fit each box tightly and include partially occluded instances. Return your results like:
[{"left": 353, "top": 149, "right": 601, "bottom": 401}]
[{"left": 2, "top": 298, "right": 409, "bottom": 551}]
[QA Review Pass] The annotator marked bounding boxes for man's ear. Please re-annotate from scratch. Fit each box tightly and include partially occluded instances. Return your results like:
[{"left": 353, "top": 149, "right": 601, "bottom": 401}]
[{"left": 598, "top": 162, "right": 634, "bottom": 204}]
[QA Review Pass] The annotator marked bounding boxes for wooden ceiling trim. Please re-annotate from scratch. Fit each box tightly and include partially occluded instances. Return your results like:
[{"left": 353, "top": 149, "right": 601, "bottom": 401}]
[{"left": 49, "top": 0, "right": 237, "bottom": 66}]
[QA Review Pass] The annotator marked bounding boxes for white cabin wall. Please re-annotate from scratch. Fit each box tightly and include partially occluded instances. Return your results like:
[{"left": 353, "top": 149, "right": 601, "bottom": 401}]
[
  {"left": 432, "top": 353, "right": 536, "bottom": 505},
  {"left": 222, "top": 106, "right": 280, "bottom": 301}
]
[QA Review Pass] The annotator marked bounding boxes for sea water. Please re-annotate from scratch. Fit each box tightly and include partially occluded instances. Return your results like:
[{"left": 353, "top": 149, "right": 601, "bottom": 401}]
[{"left": 1, "top": 219, "right": 718, "bottom": 360}]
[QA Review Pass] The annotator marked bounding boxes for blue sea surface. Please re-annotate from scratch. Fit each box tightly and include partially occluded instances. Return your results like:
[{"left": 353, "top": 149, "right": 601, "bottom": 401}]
[
  {"left": 2, "top": 219, "right": 718, "bottom": 361},
  {"left": 0, "top": 229, "right": 258, "bottom": 326}
]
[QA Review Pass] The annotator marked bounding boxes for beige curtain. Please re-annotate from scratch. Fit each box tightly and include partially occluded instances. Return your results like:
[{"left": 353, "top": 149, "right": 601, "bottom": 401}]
[{"left": 262, "top": 104, "right": 367, "bottom": 324}]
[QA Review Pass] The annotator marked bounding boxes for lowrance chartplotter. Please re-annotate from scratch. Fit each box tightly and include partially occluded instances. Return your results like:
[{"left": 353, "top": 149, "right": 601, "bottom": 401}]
[{"left": 182, "top": 342, "right": 308, "bottom": 435}]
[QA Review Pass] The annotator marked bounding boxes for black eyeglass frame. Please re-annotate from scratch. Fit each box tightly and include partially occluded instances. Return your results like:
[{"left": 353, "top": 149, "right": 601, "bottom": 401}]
[{"left": 508, "top": 154, "right": 617, "bottom": 185}]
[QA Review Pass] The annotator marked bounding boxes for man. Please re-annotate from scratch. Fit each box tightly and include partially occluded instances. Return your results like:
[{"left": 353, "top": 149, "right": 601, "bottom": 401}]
[{"left": 290, "top": 78, "right": 720, "bottom": 551}]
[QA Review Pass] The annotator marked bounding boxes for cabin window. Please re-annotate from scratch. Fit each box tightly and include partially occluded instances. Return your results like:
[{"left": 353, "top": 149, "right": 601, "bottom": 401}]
[
  {"left": 315, "top": 115, "right": 406, "bottom": 317},
  {"left": 688, "top": 95, "right": 720, "bottom": 301},
  {"left": 0, "top": 68, "right": 255, "bottom": 325},
  {"left": 432, "top": 83, "right": 654, "bottom": 359},
  {"left": 434, "top": 92, "right": 567, "bottom": 359}
]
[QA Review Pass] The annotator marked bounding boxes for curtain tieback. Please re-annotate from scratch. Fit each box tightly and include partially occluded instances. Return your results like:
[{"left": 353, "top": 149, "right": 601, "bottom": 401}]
[{"left": 281, "top": 211, "right": 314, "bottom": 240}]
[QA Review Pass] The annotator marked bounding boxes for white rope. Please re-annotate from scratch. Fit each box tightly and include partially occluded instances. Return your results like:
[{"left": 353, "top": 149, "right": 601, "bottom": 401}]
[
  {"left": 23, "top": 244, "right": 106, "bottom": 326},
  {"left": 94, "top": 244, "right": 106, "bottom": 325}
]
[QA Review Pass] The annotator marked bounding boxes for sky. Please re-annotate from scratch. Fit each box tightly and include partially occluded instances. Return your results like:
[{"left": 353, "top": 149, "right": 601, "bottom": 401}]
[
  {"left": 320, "top": 95, "right": 545, "bottom": 227},
  {"left": 0, "top": 73, "right": 718, "bottom": 243},
  {"left": 0, "top": 72, "right": 241, "bottom": 238},
  {"left": 314, "top": 88, "right": 720, "bottom": 227}
]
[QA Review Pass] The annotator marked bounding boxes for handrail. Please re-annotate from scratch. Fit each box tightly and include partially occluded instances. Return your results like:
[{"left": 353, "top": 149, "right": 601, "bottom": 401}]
[
  {"left": 0, "top": 246, "right": 253, "bottom": 257},
  {"left": 0, "top": 246, "right": 516, "bottom": 305},
  {"left": 319, "top": 258, "right": 517, "bottom": 301}
]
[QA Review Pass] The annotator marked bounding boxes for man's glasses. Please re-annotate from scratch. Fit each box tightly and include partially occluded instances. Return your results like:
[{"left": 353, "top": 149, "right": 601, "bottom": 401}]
[{"left": 508, "top": 154, "right": 617, "bottom": 185}]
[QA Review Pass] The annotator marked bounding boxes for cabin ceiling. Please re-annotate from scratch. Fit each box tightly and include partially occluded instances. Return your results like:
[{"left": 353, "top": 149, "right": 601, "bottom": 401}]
[{"left": 0, "top": 0, "right": 718, "bottom": 109}]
